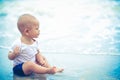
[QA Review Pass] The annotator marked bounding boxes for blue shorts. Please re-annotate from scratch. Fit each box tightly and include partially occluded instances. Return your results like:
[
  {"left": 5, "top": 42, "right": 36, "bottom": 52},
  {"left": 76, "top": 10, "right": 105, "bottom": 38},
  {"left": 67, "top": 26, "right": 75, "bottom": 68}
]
[{"left": 13, "top": 63, "right": 26, "bottom": 76}]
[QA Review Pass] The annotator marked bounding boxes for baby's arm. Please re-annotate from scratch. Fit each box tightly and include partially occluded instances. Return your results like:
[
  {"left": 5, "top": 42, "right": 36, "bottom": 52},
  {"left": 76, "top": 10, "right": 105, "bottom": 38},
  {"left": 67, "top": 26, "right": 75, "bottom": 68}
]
[
  {"left": 8, "top": 46, "right": 20, "bottom": 60},
  {"left": 36, "top": 50, "right": 45, "bottom": 66},
  {"left": 36, "top": 50, "right": 51, "bottom": 68}
]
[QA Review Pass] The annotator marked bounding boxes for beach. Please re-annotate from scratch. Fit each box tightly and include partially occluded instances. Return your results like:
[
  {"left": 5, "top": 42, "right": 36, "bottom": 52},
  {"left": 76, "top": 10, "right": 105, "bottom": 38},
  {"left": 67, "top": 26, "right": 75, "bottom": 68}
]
[
  {"left": 0, "top": 0, "right": 120, "bottom": 80},
  {"left": 1, "top": 48, "right": 120, "bottom": 80}
]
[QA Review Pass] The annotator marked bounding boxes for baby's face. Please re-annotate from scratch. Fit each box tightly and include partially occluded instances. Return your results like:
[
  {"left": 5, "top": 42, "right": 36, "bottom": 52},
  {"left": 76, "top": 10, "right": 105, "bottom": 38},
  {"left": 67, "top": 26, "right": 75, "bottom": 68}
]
[{"left": 28, "top": 25, "right": 40, "bottom": 38}]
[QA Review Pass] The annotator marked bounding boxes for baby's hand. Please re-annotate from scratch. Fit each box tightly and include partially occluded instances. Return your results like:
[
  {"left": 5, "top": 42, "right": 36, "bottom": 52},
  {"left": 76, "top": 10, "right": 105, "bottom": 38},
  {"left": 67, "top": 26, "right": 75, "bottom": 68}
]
[
  {"left": 13, "top": 46, "right": 20, "bottom": 56},
  {"left": 40, "top": 59, "right": 45, "bottom": 66}
]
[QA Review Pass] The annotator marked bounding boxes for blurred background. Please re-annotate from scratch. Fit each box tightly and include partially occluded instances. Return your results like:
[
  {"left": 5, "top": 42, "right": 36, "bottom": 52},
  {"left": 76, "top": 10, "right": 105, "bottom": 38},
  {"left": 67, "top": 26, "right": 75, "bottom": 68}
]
[{"left": 0, "top": 0, "right": 120, "bottom": 80}]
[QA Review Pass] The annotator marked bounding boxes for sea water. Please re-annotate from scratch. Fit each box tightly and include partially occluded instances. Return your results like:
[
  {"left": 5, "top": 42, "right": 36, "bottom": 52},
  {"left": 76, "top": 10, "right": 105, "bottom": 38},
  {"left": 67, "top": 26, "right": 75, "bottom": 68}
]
[{"left": 0, "top": 0, "right": 120, "bottom": 80}]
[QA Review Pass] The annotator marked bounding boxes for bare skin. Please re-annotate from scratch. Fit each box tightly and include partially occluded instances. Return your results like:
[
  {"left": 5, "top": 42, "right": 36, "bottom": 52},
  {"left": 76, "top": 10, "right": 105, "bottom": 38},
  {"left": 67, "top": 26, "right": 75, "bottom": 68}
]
[
  {"left": 8, "top": 46, "right": 63, "bottom": 75},
  {"left": 8, "top": 14, "right": 64, "bottom": 76}
]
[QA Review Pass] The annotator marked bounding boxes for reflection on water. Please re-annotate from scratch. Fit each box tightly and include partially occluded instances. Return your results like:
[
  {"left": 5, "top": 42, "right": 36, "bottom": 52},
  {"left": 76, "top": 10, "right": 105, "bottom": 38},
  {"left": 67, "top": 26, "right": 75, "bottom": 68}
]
[
  {"left": 0, "top": 0, "right": 120, "bottom": 80},
  {"left": 45, "top": 53, "right": 120, "bottom": 80}
]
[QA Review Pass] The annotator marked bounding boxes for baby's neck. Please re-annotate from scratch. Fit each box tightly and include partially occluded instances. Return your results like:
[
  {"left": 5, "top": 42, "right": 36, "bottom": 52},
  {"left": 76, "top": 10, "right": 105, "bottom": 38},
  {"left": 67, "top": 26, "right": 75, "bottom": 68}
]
[{"left": 21, "top": 36, "right": 34, "bottom": 45}]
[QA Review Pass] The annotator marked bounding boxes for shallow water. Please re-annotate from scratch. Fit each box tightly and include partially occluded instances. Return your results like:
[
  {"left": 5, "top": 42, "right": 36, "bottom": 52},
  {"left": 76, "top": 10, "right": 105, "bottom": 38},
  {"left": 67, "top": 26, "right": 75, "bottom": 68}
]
[
  {"left": 1, "top": 49, "right": 120, "bottom": 80},
  {"left": 46, "top": 53, "right": 120, "bottom": 80},
  {"left": 0, "top": 0, "right": 120, "bottom": 80}
]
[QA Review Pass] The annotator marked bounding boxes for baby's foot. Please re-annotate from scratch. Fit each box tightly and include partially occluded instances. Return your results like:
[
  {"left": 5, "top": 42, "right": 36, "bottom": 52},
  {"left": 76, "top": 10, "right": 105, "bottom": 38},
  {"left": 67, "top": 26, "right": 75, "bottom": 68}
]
[
  {"left": 47, "top": 67, "right": 57, "bottom": 74},
  {"left": 56, "top": 68, "right": 64, "bottom": 73}
]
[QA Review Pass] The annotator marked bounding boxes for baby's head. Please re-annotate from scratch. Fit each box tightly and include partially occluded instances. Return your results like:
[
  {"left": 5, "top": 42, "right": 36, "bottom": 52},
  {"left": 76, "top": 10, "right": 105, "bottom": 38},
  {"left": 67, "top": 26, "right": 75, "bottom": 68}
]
[{"left": 17, "top": 14, "right": 39, "bottom": 35}]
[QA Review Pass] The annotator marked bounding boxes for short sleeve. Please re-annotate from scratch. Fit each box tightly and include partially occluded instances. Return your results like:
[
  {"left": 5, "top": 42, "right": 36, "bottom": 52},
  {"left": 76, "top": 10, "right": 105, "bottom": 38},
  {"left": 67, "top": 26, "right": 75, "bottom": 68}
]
[
  {"left": 9, "top": 39, "right": 21, "bottom": 53},
  {"left": 9, "top": 43, "right": 14, "bottom": 52}
]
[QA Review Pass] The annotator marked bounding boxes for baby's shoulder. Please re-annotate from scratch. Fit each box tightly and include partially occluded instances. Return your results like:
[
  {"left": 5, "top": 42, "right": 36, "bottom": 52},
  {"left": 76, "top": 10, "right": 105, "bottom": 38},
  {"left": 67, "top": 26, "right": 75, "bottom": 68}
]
[{"left": 12, "top": 39, "right": 21, "bottom": 46}]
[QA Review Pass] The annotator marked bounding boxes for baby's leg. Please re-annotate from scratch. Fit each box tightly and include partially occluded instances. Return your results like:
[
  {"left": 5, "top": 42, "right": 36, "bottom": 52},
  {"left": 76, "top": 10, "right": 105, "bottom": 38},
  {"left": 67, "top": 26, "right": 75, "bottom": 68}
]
[
  {"left": 41, "top": 57, "right": 64, "bottom": 72},
  {"left": 22, "top": 61, "right": 57, "bottom": 75}
]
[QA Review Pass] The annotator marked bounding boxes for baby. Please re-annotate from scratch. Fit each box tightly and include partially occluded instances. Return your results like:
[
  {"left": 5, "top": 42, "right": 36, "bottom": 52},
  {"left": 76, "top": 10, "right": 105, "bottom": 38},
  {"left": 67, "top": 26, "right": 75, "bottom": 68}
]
[{"left": 8, "top": 14, "right": 63, "bottom": 76}]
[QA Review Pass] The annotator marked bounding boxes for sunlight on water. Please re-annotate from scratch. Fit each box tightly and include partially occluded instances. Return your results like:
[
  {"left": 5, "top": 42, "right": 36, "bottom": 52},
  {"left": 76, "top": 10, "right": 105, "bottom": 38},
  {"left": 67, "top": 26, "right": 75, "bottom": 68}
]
[
  {"left": 0, "top": 0, "right": 120, "bottom": 54},
  {"left": 0, "top": 0, "right": 120, "bottom": 80}
]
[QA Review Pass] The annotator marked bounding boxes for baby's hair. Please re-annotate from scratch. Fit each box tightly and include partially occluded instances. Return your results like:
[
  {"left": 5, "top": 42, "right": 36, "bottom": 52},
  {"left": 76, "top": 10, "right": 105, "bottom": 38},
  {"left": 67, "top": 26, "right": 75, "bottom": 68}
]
[{"left": 17, "top": 14, "right": 39, "bottom": 33}]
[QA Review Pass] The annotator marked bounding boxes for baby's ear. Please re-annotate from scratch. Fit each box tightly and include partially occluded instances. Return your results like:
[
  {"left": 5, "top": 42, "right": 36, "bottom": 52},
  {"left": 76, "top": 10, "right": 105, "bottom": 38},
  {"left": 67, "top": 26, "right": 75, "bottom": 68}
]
[
  {"left": 24, "top": 28, "right": 29, "bottom": 35},
  {"left": 24, "top": 28, "right": 28, "bottom": 32}
]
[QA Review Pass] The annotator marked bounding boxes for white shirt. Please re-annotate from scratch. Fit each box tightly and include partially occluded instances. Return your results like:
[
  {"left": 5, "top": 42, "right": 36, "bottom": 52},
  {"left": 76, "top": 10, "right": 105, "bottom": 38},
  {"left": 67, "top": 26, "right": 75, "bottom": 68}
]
[{"left": 10, "top": 39, "right": 40, "bottom": 66}]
